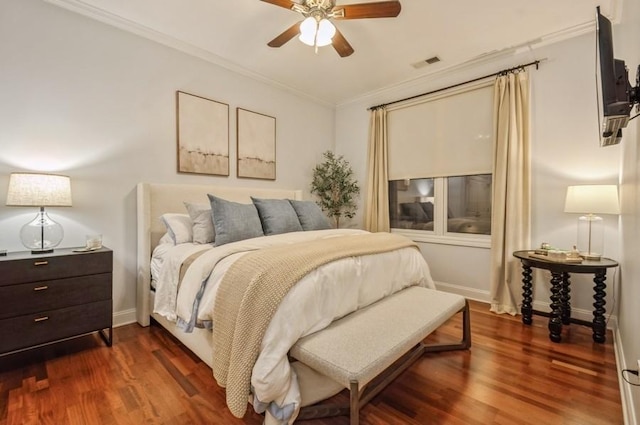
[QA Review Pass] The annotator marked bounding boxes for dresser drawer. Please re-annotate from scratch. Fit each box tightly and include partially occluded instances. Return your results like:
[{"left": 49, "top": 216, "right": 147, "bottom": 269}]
[
  {"left": 0, "top": 273, "right": 112, "bottom": 320},
  {"left": 0, "top": 300, "right": 112, "bottom": 354},
  {"left": 0, "top": 250, "right": 112, "bottom": 286}
]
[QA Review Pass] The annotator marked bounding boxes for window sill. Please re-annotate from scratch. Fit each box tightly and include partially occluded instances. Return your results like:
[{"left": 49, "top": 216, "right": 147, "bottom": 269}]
[{"left": 391, "top": 229, "right": 491, "bottom": 249}]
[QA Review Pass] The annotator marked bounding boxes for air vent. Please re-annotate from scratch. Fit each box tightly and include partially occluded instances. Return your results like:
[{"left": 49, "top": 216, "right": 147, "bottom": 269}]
[{"left": 411, "top": 56, "right": 441, "bottom": 69}]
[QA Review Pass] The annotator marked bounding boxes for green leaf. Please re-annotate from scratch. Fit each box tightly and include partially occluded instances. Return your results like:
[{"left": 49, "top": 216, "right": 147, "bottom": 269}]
[{"left": 310, "top": 151, "right": 360, "bottom": 228}]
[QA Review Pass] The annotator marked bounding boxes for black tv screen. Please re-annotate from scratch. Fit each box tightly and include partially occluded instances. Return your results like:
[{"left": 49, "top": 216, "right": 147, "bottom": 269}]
[{"left": 596, "top": 6, "right": 633, "bottom": 146}]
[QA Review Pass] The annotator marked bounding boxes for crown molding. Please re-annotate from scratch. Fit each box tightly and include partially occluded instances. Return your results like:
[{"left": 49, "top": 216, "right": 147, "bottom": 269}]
[
  {"left": 42, "top": 0, "right": 624, "bottom": 109},
  {"left": 42, "top": 0, "right": 334, "bottom": 107},
  {"left": 338, "top": 19, "right": 596, "bottom": 108}
]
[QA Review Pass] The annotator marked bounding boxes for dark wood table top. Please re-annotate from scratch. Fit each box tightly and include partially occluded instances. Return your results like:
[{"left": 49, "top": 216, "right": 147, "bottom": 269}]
[{"left": 513, "top": 250, "right": 618, "bottom": 274}]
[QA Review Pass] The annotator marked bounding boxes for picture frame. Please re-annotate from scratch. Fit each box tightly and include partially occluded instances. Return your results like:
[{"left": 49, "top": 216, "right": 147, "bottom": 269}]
[
  {"left": 176, "top": 91, "right": 229, "bottom": 176},
  {"left": 236, "top": 108, "right": 276, "bottom": 180}
]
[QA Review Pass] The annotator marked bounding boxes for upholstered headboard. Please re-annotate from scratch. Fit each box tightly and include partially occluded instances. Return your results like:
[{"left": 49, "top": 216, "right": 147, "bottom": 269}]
[{"left": 136, "top": 183, "right": 302, "bottom": 326}]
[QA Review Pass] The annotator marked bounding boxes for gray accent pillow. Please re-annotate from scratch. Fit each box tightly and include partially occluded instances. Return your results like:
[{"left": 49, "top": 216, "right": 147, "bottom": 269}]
[
  {"left": 184, "top": 202, "right": 215, "bottom": 244},
  {"left": 288, "top": 200, "right": 331, "bottom": 231},
  {"left": 208, "top": 195, "right": 264, "bottom": 246},
  {"left": 251, "top": 197, "right": 303, "bottom": 236}
]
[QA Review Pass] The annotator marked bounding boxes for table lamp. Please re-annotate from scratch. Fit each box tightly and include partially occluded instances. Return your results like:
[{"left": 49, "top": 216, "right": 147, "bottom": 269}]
[
  {"left": 6, "top": 172, "right": 73, "bottom": 254},
  {"left": 564, "top": 185, "right": 619, "bottom": 260}
]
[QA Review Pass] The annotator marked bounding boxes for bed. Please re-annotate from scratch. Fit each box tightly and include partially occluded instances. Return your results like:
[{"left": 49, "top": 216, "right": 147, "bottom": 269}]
[{"left": 136, "top": 182, "right": 436, "bottom": 424}]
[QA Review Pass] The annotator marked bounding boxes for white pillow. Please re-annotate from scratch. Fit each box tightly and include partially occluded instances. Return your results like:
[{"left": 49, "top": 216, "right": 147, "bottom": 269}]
[
  {"left": 184, "top": 202, "right": 215, "bottom": 244},
  {"left": 158, "top": 233, "right": 174, "bottom": 245},
  {"left": 159, "top": 213, "right": 193, "bottom": 244}
]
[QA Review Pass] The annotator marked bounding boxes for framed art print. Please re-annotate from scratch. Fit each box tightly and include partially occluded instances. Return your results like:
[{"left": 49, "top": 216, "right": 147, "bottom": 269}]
[
  {"left": 236, "top": 108, "right": 276, "bottom": 180},
  {"left": 176, "top": 91, "right": 229, "bottom": 176}
]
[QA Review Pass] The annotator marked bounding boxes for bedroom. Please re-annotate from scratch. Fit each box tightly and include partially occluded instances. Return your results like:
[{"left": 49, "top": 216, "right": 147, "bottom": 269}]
[{"left": 0, "top": 0, "right": 638, "bottom": 423}]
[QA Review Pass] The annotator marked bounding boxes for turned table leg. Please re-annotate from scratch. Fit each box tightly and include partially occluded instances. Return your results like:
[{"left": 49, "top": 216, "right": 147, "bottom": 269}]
[
  {"left": 521, "top": 265, "right": 533, "bottom": 325},
  {"left": 560, "top": 272, "right": 572, "bottom": 325},
  {"left": 592, "top": 271, "right": 607, "bottom": 343},
  {"left": 548, "top": 272, "right": 563, "bottom": 343}
]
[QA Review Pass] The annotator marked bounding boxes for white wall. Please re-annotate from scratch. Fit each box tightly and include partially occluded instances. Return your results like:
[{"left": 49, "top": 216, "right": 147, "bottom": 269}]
[
  {"left": 2, "top": 0, "right": 637, "bottom": 418},
  {"left": 0, "top": 0, "right": 335, "bottom": 324},
  {"left": 335, "top": 26, "right": 621, "bottom": 316},
  {"left": 615, "top": 0, "right": 640, "bottom": 421}
]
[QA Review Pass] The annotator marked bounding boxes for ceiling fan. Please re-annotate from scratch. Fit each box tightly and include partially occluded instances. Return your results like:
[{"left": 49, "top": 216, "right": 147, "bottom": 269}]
[{"left": 262, "top": 0, "right": 401, "bottom": 57}]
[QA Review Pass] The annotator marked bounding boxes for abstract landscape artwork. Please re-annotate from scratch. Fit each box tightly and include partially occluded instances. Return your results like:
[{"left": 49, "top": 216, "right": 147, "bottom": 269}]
[
  {"left": 177, "top": 91, "right": 229, "bottom": 176},
  {"left": 236, "top": 108, "right": 276, "bottom": 180}
]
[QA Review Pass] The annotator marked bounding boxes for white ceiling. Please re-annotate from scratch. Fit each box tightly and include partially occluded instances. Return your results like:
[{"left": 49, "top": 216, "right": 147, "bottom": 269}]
[{"left": 46, "top": 0, "right": 622, "bottom": 105}]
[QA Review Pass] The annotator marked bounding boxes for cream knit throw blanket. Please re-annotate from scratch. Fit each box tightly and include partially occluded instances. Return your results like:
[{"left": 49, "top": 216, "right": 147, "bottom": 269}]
[{"left": 212, "top": 232, "right": 418, "bottom": 418}]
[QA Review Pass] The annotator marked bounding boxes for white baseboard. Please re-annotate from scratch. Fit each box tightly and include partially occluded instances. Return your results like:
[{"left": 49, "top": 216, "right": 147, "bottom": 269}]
[
  {"left": 434, "top": 281, "right": 617, "bottom": 329},
  {"left": 113, "top": 308, "right": 137, "bottom": 328},
  {"left": 434, "top": 281, "right": 491, "bottom": 303},
  {"left": 614, "top": 327, "right": 638, "bottom": 425},
  {"left": 530, "top": 300, "right": 618, "bottom": 329}
]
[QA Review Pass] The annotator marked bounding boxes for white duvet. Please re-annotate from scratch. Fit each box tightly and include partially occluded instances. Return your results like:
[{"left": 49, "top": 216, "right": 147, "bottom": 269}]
[{"left": 153, "top": 229, "right": 435, "bottom": 424}]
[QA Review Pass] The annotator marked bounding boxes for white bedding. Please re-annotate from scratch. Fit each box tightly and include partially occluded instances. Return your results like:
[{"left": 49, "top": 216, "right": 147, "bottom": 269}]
[
  {"left": 153, "top": 229, "right": 434, "bottom": 424},
  {"left": 150, "top": 233, "right": 198, "bottom": 288}
]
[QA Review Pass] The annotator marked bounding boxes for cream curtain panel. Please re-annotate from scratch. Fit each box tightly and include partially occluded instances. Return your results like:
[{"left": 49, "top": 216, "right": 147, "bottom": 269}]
[
  {"left": 490, "top": 71, "right": 531, "bottom": 315},
  {"left": 364, "top": 107, "right": 390, "bottom": 232}
]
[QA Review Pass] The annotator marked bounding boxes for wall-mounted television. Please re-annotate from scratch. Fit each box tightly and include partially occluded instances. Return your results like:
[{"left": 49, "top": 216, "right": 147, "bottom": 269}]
[{"left": 596, "top": 6, "right": 639, "bottom": 147}]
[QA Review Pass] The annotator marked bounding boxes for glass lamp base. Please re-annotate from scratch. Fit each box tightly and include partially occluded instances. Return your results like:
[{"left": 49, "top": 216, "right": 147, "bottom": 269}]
[
  {"left": 576, "top": 215, "right": 604, "bottom": 261},
  {"left": 20, "top": 208, "right": 64, "bottom": 254}
]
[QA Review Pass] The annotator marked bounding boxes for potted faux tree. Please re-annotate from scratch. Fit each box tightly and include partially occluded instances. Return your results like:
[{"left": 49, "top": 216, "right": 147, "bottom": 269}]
[{"left": 311, "top": 151, "right": 360, "bottom": 228}]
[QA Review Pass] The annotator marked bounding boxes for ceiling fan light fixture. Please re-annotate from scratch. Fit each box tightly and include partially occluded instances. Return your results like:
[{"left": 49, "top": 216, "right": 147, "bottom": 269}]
[
  {"left": 265, "top": 0, "right": 401, "bottom": 57},
  {"left": 315, "top": 18, "right": 336, "bottom": 46},
  {"left": 299, "top": 16, "right": 318, "bottom": 46}
]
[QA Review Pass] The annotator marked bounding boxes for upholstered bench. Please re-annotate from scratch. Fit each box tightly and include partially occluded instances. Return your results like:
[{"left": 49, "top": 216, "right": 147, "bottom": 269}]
[{"left": 292, "top": 286, "right": 471, "bottom": 425}]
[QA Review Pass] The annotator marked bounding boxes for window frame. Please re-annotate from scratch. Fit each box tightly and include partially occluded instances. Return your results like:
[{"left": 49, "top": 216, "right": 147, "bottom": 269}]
[{"left": 390, "top": 176, "right": 492, "bottom": 249}]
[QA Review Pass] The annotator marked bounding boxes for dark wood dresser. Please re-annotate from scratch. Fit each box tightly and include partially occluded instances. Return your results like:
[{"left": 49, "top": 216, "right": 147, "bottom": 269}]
[{"left": 0, "top": 247, "right": 113, "bottom": 355}]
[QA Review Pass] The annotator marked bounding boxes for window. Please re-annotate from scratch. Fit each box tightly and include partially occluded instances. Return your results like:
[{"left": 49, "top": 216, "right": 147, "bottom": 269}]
[
  {"left": 389, "top": 174, "right": 491, "bottom": 237},
  {"left": 389, "top": 178, "right": 435, "bottom": 230},
  {"left": 386, "top": 80, "right": 493, "bottom": 246},
  {"left": 446, "top": 175, "right": 492, "bottom": 235}
]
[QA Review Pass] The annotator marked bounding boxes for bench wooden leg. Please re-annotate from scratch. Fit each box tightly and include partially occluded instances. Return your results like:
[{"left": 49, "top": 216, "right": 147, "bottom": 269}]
[
  {"left": 422, "top": 299, "right": 471, "bottom": 353},
  {"left": 350, "top": 380, "right": 359, "bottom": 425}
]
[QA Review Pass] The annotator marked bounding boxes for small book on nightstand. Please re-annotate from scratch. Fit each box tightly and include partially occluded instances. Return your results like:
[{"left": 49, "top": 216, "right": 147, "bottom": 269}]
[{"left": 528, "top": 252, "right": 582, "bottom": 263}]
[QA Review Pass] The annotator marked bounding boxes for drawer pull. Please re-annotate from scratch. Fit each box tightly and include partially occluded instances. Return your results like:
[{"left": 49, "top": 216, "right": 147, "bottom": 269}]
[
  {"left": 34, "top": 261, "right": 49, "bottom": 266},
  {"left": 33, "top": 286, "right": 49, "bottom": 291},
  {"left": 34, "top": 316, "right": 49, "bottom": 322}
]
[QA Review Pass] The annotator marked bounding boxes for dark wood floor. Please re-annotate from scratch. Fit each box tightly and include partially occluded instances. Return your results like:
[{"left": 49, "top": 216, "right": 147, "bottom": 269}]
[{"left": 0, "top": 301, "right": 622, "bottom": 424}]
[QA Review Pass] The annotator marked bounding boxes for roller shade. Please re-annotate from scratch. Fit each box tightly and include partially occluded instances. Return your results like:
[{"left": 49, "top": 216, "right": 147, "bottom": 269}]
[{"left": 387, "top": 82, "right": 493, "bottom": 180}]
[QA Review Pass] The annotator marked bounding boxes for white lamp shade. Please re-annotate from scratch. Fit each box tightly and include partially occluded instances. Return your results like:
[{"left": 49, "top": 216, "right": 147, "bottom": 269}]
[
  {"left": 315, "top": 19, "right": 336, "bottom": 46},
  {"left": 564, "top": 185, "right": 619, "bottom": 215},
  {"left": 6, "top": 173, "right": 72, "bottom": 207},
  {"left": 299, "top": 17, "right": 318, "bottom": 46}
]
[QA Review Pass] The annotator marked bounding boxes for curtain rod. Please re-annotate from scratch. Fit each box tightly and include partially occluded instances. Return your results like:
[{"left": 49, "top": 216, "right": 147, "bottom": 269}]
[{"left": 368, "top": 59, "right": 542, "bottom": 111}]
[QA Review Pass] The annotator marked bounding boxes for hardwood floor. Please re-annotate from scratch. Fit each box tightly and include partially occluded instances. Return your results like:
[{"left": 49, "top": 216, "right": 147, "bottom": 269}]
[{"left": 0, "top": 301, "right": 622, "bottom": 424}]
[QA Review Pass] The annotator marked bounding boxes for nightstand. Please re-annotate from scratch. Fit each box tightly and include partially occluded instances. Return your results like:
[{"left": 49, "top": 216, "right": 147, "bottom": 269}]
[
  {"left": 0, "top": 247, "right": 113, "bottom": 356},
  {"left": 513, "top": 250, "right": 618, "bottom": 344}
]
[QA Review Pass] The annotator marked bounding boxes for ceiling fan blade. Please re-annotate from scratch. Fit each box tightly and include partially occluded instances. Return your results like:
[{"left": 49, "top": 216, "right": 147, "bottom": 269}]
[
  {"left": 333, "top": 1, "right": 401, "bottom": 19},
  {"left": 267, "top": 21, "right": 302, "bottom": 47},
  {"left": 332, "top": 28, "right": 354, "bottom": 57},
  {"left": 260, "top": 0, "right": 297, "bottom": 10}
]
